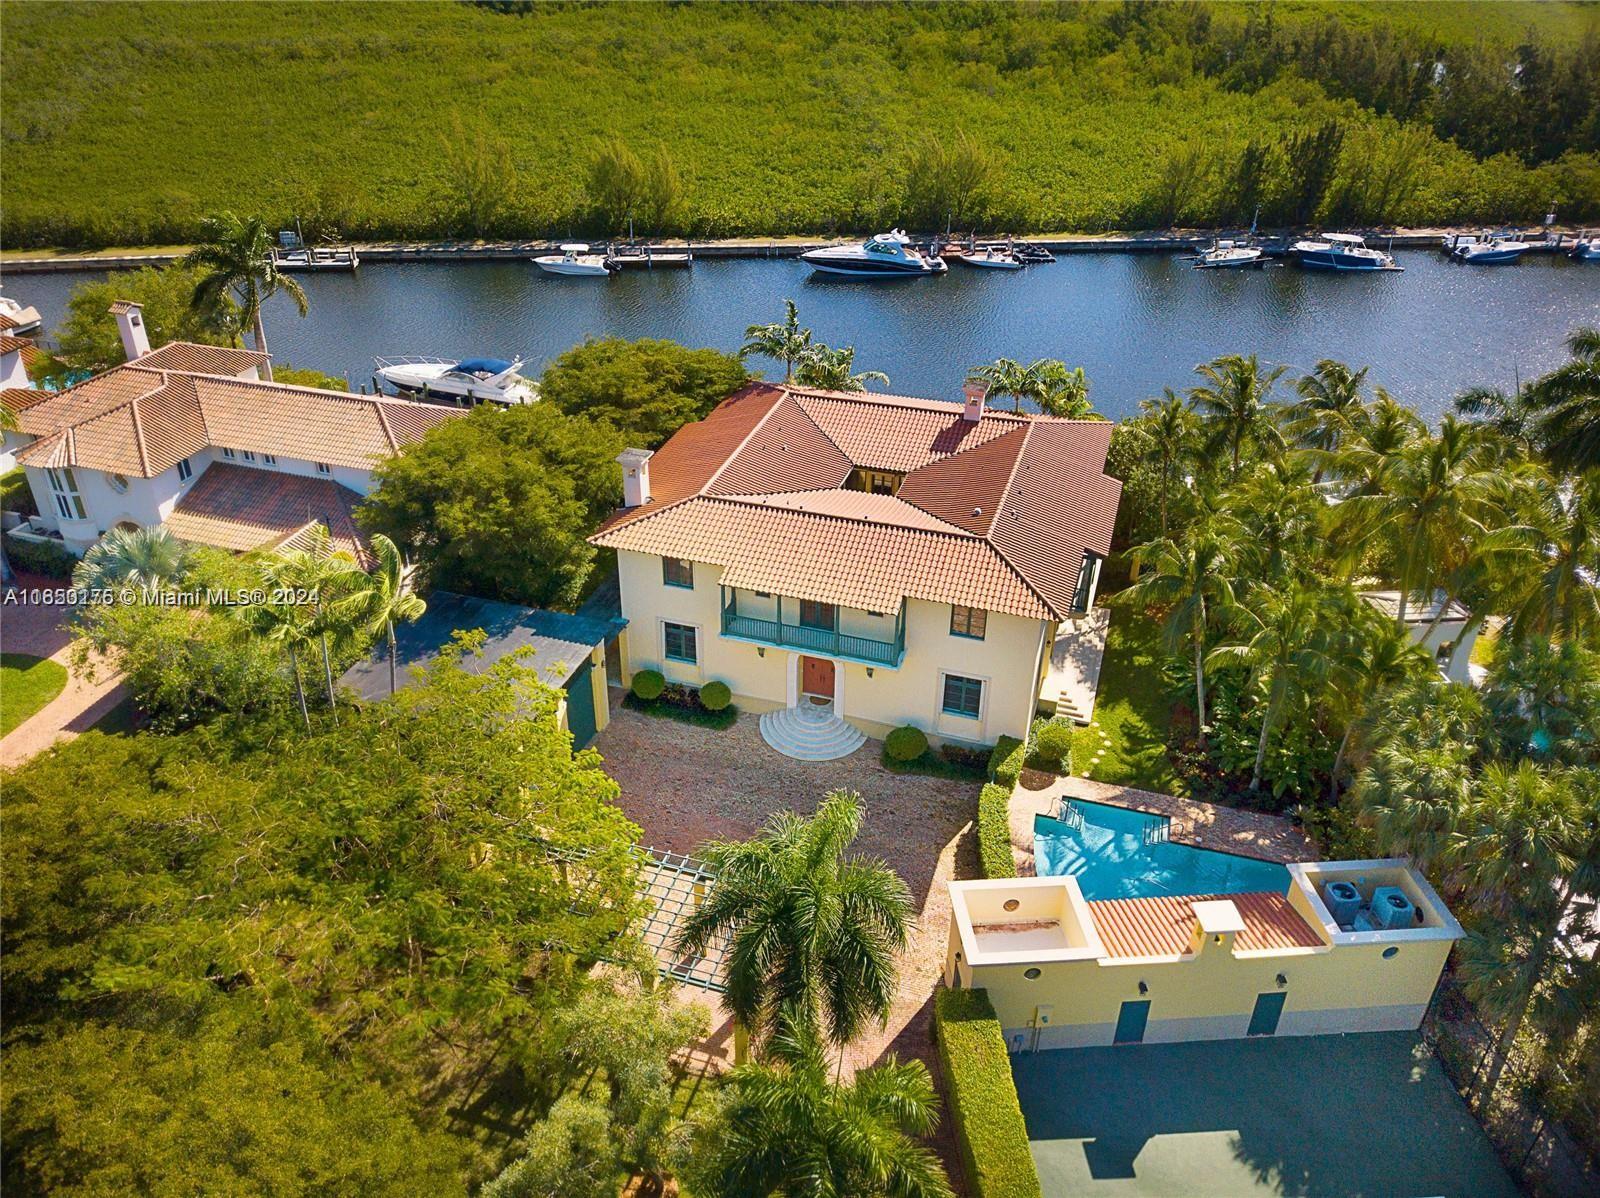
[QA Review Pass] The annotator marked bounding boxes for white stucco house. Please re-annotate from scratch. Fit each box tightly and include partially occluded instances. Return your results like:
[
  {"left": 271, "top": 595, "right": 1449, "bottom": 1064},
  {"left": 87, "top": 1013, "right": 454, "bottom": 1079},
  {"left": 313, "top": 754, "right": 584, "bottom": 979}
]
[
  {"left": 1358, "top": 590, "right": 1480, "bottom": 684},
  {"left": 589, "top": 379, "right": 1124, "bottom": 758},
  {"left": 1, "top": 302, "right": 462, "bottom": 562}
]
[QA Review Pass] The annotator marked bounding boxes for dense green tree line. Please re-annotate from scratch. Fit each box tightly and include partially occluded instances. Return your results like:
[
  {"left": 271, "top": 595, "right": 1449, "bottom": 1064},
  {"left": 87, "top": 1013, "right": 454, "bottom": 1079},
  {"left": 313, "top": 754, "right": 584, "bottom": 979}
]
[{"left": 4, "top": 2, "right": 1597, "bottom": 248}]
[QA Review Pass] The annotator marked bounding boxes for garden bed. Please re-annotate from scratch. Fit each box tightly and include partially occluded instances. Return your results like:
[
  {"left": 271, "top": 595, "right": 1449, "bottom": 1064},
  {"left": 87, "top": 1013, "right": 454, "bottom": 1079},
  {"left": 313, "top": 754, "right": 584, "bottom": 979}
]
[{"left": 621, "top": 685, "right": 737, "bottom": 730}]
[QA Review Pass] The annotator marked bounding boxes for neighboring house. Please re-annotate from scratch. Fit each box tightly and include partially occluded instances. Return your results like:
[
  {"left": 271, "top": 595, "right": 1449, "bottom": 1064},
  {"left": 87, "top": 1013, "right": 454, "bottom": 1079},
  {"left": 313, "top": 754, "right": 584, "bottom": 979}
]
[
  {"left": 339, "top": 591, "right": 623, "bottom": 749},
  {"left": 947, "top": 858, "right": 1462, "bottom": 1052},
  {"left": 1359, "top": 589, "right": 1479, "bottom": 684},
  {"left": 589, "top": 379, "right": 1122, "bottom": 755},
  {"left": 0, "top": 302, "right": 461, "bottom": 559}
]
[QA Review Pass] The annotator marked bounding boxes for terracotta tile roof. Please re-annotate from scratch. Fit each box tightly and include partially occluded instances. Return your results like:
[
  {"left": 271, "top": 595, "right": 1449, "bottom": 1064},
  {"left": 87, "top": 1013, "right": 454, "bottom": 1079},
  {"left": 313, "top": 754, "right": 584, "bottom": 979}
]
[
  {"left": 0, "top": 387, "right": 49, "bottom": 416},
  {"left": 0, "top": 312, "right": 17, "bottom": 332},
  {"left": 591, "top": 382, "right": 1122, "bottom": 620},
  {"left": 10, "top": 346, "right": 462, "bottom": 477},
  {"left": 1086, "top": 891, "right": 1323, "bottom": 960},
  {"left": 134, "top": 342, "right": 269, "bottom": 375},
  {"left": 0, "top": 334, "right": 34, "bottom": 356},
  {"left": 164, "top": 462, "right": 368, "bottom": 561}
]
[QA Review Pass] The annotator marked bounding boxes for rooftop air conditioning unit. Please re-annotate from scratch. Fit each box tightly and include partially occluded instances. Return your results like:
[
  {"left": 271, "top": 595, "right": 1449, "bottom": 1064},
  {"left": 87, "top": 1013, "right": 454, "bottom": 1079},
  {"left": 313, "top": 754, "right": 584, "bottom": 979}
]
[
  {"left": 1370, "top": 886, "right": 1417, "bottom": 930},
  {"left": 1321, "top": 880, "right": 1363, "bottom": 927}
]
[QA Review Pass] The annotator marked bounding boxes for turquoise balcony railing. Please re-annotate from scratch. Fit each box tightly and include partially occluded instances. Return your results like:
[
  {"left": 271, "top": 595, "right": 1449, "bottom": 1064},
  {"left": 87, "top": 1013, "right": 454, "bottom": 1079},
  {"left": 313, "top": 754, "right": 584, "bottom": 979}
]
[{"left": 719, "top": 589, "right": 905, "bottom": 668}]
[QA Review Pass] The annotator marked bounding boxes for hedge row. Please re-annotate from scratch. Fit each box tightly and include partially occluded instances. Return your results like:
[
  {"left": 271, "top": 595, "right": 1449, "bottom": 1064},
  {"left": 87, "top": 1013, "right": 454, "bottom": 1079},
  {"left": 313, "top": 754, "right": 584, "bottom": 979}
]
[
  {"left": 987, "top": 735, "right": 1024, "bottom": 787},
  {"left": 934, "top": 989, "right": 1043, "bottom": 1198},
  {"left": 977, "top": 783, "right": 1016, "bottom": 880},
  {"left": 5, "top": 533, "right": 75, "bottom": 579}
]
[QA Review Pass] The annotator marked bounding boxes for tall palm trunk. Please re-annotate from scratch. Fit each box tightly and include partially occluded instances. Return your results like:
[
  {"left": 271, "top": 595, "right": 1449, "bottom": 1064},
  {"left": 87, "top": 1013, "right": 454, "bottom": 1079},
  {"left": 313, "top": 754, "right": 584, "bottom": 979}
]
[
  {"left": 387, "top": 621, "right": 399, "bottom": 695},
  {"left": 320, "top": 632, "right": 338, "bottom": 723},
  {"left": 1250, "top": 677, "right": 1282, "bottom": 792},
  {"left": 1476, "top": 892, "right": 1570, "bottom": 1107},
  {"left": 252, "top": 307, "right": 273, "bottom": 381},
  {"left": 1328, "top": 723, "right": 1355, "bottom": 802},
  {"left": 1192, "top": 600, "right": 1209, "bottom": 750},
  {"left": 287, "top": 646, "right": 310, "bottom": 730}
]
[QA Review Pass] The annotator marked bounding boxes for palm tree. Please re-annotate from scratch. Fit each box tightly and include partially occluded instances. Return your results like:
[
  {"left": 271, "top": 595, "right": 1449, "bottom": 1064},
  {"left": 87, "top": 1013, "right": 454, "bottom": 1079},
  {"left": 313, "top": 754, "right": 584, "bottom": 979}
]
[
  {"left": 71, "top": 525, "right": 192, "bottom": 593},
  {"left": 673, "top": 791, "right": 912, "bottom": 1063},
  {"left": 1329, "top": 389, "right": 1425, "bottom": 497},
  {"left": 257, "top": 527, "right": 370, "bottom": 720},
  {"left": 1227, "top": 457, "right": 1323, "bottom": 586},
  {"left": 793, "top": 344, "right": 889, "bottom": 392},
  {"left": 358, "top": 533, "right": 428, "bottom": 696},
  {"left": 1139, "top": 390, "right": 1197, "bottom": 540},
  {"left": 1286, "top": 359, "right": 1368, "bottom": 481},
  {"left": 740, "top": 299, "right": 812, "bottom": 382},
  {"left": 1114, "top": 524, "right": 1238, "bottom": 749},
  {"left": 1524, "top": 325, "right": 1600, "bottom": 474},
  {"left": 966, "top": 357, "right": 1061, "bottom": 414},
  {"left": 237, "top": 560, "right": 318, "bottom": 729},
  {"left": 1325, "top": 614, "right": 1432, "bottom": 801},
  {"left": 1206, "top": 583, "right": 1338, "bottom": 792},
  {"left": 1036, "top": 361, "right": 1094, "bottom": 418},
  {"left": 1454, "top": 381, "right": 1541, "bottom": 461},
  {"left": 1498, "top": 467, "right": 1600, "bottom": 645},
  {"left": 684, "top": 1013, "right": 952, "bottom": 1198},
  {"left": 183, "top": 212, "right": 308, "bottom": 381},
  {"left": 1188, "top": 353, "right": 1287, "bottom": 476},
  {"left": 1338, "top": 416, "right": 1501, "bottom": 627}
]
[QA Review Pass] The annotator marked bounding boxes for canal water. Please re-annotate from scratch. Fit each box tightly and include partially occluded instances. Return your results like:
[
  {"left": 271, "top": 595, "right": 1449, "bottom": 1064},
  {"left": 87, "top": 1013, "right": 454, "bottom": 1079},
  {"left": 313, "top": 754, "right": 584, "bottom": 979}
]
[{"left": 14, "top": 250, "right": 1599, "bottom": 422}]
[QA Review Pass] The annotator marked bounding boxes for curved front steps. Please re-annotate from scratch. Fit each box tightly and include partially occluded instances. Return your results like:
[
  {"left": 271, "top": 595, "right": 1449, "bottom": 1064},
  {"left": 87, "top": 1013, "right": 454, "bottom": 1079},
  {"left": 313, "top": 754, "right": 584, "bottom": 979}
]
[{"left": 758, "top": 702, "right": 867, "bottom": 761}]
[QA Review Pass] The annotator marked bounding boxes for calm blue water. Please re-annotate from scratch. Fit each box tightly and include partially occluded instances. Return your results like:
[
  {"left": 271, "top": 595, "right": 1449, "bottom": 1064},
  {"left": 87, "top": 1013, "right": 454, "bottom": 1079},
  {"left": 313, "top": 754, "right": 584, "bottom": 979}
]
[
  {"left": 1033, "top": 802, "right": 1290, "bottom": 900},
  {"left": 10, "top": 249, "right": 1599, "bottom": 422}
]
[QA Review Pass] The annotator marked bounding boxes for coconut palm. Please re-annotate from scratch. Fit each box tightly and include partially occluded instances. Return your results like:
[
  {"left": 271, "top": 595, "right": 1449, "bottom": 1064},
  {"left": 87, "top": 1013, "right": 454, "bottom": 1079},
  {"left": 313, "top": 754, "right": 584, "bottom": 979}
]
[
  {"left": 1329, "top": 389, "right": 1426, "bottom": 497},
  {"left": 1206, "top": 583, "right": 1339, "bottom": 792},
  {"left": 1114, "top": 522, "right": 1238, "bottom": 749},
  {"left": 1139, "top": 390, "right": 1197, "bottom": 540},
  {"left": 673, "top": 791, "right": 912, "bottom": 1063},
  {"left": 1524, "top": 325, "right": 1600, "bottom": 474},
  {"left": 964, "top": 357, "right": 1046, "bottom": 413},
  {"left": 793, "top": 344, "right": 889, "bottom": 393},
  {"left": 1454, "top": 381, "right": 1541, "bottom": 461},
  {"left": 1286, "top": 359, "right": 1369, "bottom": 480},
  {"left": 237, "top": 561, "right": 318, "bottom": 729},
  {"left": 257, "top": 527, "right": 370, "bottom": 720},
  {"left": 183, "top": 212, "right": 308, "bottom": 381},
  {"left": 1325, "top": 615, "right": 1433, "bottom": 801},
  {"left": 1498, "top": 468, "right": 1600, "bottom": 645},
  {"left": 683, "top": 1012, "right": 952, "bottom": 1198},
  {"left": 358, "top": 533, "right": 428, "bottom": 696},
  {"left": 1036, "top": 361, "right": 1093, "bottom": 418},
  {"left": 1188, "top": 353, "right": 1287, "bottom": 476},
  {"left": 1227, "top": 457, "right": 1323, "bottom": 586},
  {"left": 740, "top": 299, "right": 812, "bottom": 382},
  {"left": 71, "top": 524, "right": 192, "bottom": 593}
]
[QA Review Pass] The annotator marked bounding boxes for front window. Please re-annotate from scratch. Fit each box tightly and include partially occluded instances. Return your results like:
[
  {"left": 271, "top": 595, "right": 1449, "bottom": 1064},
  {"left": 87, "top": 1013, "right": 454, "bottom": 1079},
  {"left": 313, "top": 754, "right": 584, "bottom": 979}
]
[
  {"left": 950, "top": 605, "right": 987, "bottom": 640},
  {"left": 46, "top": 467, "right": 86, "bottom": 520},
  {"left": 108, "top": 473, "right": 130, "bottom": 495},
  {"left": 942, "top": 674, "right": 983, "bottom": 719},
  {"left": 662, "top": 557, "right": 694, "bottom": 589},
  {"left": 263, "top": 454, "right": 277, "bottom": 466},
  {"left": 177, "top": 458, "right": 193, "bottom": 482},
  {"left": 315, "top": 462, "right": 332, "bottom": 475},
  {"left": 221, "top": 447, "right": 236, "bottom": 460},
  {"left": 663, "top": 621, "right": 697, "bottom": 663},
  {"left": 799, "top": 599, "right": 836, "bottom": 631},
  {"left": 242, "top": 450, "right": 257, "bottom": 463}
]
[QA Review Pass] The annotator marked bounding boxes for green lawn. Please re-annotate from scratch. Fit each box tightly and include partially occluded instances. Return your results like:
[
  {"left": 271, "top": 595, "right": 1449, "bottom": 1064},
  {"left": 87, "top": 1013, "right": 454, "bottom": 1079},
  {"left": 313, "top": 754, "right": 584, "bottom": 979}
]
[
  {"left": 1073, "top": 609, "right": 1182, "bottom": 796},
  {"left": 1, "top": 652, "right": 68, "bottom": 736}
]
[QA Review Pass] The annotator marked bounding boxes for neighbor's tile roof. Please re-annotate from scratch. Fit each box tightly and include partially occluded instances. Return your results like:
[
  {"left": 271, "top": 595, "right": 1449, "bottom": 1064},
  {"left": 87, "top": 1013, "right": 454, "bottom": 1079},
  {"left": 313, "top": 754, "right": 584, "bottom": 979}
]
[
  {"left": 11, "top": 344, "right": 462, "bottom": 478},
  {"left": 0, "top": 387, "right": 49, "bottom": 416},
  {"left": 0, "top": 333, "right": 34, "bottom": 356},
  {"left": 164, "top": 461, "right": 368, "bottom": 561},
  {"left": 134, "top": 342, "right": 269, "bottom": 375},
  {"left": 1086, "top": 892, "right": 1323, "bottom": 960},
  {"left": 590, "top": 381, "right": 1122, "bottom": 620}
]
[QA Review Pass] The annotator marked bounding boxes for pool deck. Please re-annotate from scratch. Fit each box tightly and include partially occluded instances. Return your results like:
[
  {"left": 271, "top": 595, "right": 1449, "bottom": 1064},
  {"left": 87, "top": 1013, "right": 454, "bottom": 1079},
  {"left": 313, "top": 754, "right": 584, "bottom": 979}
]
[{"left": 1008, "top": 774, "right": 1315, "bottom": 876}]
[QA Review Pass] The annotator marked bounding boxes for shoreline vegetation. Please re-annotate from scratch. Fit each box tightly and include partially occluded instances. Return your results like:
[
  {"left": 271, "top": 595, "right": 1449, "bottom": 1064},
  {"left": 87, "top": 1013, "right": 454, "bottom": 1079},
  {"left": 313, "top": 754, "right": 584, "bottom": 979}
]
[{"left": 4, "top": 1, "right": 1598, "bottom": 251}]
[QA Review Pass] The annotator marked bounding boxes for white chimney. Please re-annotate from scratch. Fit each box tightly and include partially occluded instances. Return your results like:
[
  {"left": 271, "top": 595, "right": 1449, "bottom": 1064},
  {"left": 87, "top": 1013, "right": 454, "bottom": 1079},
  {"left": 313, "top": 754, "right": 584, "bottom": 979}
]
[
  {"left": 962, "top": 379, "right": 988, "bottom": 422},
  {"left": 617, "top": 447, "right": 654, "bottom": 508},
  {"left": 109, "top": 300, "right": 150, "bottom": 361}
]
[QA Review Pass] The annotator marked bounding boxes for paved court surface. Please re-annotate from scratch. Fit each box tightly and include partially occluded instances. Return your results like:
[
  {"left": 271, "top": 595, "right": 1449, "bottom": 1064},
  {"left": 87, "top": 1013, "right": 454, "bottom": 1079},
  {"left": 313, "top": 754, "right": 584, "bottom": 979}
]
[{"left": 1013, "top": 1032, "right": 1518, "bottom": 1198}]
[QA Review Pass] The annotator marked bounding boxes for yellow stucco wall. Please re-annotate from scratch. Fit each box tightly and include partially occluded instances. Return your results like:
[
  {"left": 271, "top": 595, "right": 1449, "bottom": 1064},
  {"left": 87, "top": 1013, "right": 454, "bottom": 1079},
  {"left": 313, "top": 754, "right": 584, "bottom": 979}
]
[{"left": 615, "top": 549, "right": 1049, "bottom": 743}]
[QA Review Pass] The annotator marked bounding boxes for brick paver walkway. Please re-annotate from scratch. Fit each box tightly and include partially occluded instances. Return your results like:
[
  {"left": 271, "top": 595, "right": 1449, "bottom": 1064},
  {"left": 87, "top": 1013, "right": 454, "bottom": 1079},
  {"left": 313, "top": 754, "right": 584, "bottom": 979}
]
[{"left": 1, "top": 574, "right": 126, "bottom": 768}]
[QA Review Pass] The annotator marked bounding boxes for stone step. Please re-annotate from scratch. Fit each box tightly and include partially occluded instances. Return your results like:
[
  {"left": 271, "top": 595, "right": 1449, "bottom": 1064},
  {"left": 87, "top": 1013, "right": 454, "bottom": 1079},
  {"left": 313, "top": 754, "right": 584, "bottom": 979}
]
[{"left": 759, "top": 705, "right": 867, "bottom": 761}]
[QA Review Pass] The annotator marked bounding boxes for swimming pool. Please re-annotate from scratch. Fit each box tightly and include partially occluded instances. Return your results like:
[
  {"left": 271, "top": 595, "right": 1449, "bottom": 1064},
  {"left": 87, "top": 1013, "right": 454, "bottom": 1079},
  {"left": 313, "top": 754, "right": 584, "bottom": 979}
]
[{"left": 1033, "top": 800, "right": 1291, "bottom": 900}]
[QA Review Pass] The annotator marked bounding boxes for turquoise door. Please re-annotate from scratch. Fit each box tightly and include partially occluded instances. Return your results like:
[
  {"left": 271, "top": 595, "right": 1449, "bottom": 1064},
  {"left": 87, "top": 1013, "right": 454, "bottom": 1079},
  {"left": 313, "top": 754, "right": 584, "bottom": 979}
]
[
  {"left": 1248, "top": 991, "right": 1286, "bottom": 1037},
  {"left": 1113, "top": 1000, "right": 1150, "bottom": 1045},
  {"left": 564, "top": 657, "right": 597, "bottom": 749}
]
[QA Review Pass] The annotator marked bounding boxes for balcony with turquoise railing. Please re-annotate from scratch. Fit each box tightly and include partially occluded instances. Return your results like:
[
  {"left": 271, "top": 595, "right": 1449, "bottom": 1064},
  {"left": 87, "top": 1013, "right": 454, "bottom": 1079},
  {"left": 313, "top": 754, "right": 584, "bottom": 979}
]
[{"left": 718, "top": 588, "right": 905, "bottom": 668}]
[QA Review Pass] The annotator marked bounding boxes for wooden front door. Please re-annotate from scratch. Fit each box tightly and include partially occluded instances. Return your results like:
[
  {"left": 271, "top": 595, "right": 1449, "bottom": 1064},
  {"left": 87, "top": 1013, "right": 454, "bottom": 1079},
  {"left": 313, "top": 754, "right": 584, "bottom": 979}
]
[{"left": 801, "top": 656, "right": 835, "bottom": 699}]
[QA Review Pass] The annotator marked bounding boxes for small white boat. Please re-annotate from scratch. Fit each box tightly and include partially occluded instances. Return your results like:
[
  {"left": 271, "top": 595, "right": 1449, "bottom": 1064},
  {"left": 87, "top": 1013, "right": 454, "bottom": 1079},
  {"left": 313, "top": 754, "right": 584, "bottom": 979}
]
[
  {"left": 801, "top": 230, "right": 946, "bottom": 277},
  {"left": 1568, "top": 235, "right": 1600, "bottom": 262},
  {"left": 373, "top": 356, "right": 538, "bottom": 405},
  {"left": 1450, "top": 234, "right": 1529, "bottom": 264},
  {"left": 0, "top": 289, "right": 42, "bottom": 335},
  {"left": 534, "top": 244, "right": 617, "bottom": 277},
  {"left": 1290, "top": 232, "right": 1401, "bottom": 272},
  {"left": 1193, "top": 238, "right": 1265, "bottom": 269},
  {"left": 957, "top": 243, "right": 1025, "bottom": 270}
]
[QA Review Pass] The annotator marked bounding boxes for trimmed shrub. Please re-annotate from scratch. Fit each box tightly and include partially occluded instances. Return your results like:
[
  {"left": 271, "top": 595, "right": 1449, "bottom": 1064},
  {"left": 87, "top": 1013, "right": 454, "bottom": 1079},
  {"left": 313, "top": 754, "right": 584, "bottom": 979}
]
[
  {"left": 1030, "top": 719, "right": 1075, "bottom": 774},
  {"left": 884, "top": 724, "right": 928, "bottom": 763},
  {"left": 988, "top": 735, "right": 1024, "bottom": 786},
  {"left": 939, "top": 740, "right": 990, "bottom": 774},
  {"left": 934, "top": 989, "right": 1042, "bottom": 1198},
  {"left": 698, "top": 680, "right": 731, "bottom": 711},
  {"left": 6, "top": 534, "right": 75, "bottom": 579},
  {"left": 630, "top": 669, "right": 665, "bottom": 701},
  {"left": 977, "top": 783, "right": 1016, "bottom": 879},
  {"left": 2, "top": 468, "right": 39, "bottom": 517}
]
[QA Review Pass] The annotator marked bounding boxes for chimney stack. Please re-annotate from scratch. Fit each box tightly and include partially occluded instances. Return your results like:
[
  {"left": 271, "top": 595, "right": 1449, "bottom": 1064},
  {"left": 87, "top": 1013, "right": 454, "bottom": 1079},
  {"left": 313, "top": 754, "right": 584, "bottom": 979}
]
[
  {"left": 617, "top": 448, "right": 654, "bottom": 508},
  {"left": 109, "top": 300, "right": 150, "bottom": 362},
  {"left": 962, "top": 379, "right": 988, "bottom": 422}
]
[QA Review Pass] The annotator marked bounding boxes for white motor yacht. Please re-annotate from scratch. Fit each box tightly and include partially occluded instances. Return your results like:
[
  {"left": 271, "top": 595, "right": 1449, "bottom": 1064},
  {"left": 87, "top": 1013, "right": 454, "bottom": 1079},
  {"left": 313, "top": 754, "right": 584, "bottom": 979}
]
[
  {"left": 1289, "top": 232, "right": 1401, "bottom": 272},
  {"left": 373, "top": 356, "right": 538, "bottom": 405},
  {"left": 534, "top": 244, "right": 617, "bottom": 276},
  {"left": 800, "top": 230, "right": 946, "bottom": 277},
  {"left": 1450, "top": 235, "right": 1530, "bottom": 264},
  {"left": 1193, "top": 238, "right": 1265, "bottom": 269},
  {"left": 0, "top": 289, "right": 42, "bottom": 335},
  {"left": 957, "top": 243, "right": 1025, "bottom": 270}
]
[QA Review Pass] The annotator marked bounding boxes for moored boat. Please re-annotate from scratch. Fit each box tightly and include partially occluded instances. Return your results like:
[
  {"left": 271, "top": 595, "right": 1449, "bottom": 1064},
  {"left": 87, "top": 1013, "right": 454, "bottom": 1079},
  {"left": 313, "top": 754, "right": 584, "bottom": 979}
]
[
  {"left": 271, "top": 245, "right": 360, "bottom": 271},
  {"left": 1192, "top": 237, "right": 1265, "bottom": 269},
  {"left": 0, "top": 289, "right": 43, "bottom": 335},
  {"left": 373, "top": 356, "right": 537, "bottom": 405},
  {"left": 957, "top": 243, "right": 1025, "bottom": 270},
  {"left": 534, "top": 244, "right": 618, "bottom": 276},
  {"left": 1567, "top": 234, "right": 1600, "bottom": 262},
  {"left": 1289, "top": 232, "right": 1401, "bottom": 272},
  {"left": 1449, "top": 234, "right": 1529, "bottom": 264},
  {"left": 800, "top": 230, "right": 946, "bottom": 277}
]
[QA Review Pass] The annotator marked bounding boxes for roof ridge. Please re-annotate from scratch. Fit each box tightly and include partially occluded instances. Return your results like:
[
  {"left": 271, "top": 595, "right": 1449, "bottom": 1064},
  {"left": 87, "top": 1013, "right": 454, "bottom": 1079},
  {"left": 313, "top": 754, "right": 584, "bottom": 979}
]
[
  {"left": 988, "top": 421, "right": 1032, "bottom": 535},
  {"left": 126, "top": 372, "right": 159, "bottom": 476},
  {"left": 699, "top": 492, "right": 983, "bottom": 541},
  {"left": 786, "top": 384, "right": 1034, "bottom": 422},
  {"left": 373, "top": 398, "right": 397, "bottom": 453},
  {"left": 697, "top": 386, "right": 792, "bottom": 496}
]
